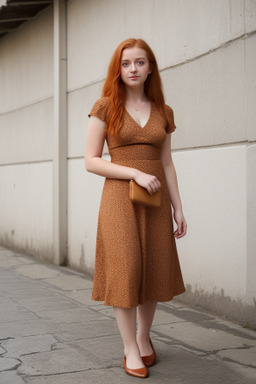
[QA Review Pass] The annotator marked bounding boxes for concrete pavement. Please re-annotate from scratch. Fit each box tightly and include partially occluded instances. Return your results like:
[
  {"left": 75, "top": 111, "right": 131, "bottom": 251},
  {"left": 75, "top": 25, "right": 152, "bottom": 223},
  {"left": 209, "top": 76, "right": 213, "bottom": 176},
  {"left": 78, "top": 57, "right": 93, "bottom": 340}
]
[{"left": 0, "top": 245, "right": 255, "bottom": 384}]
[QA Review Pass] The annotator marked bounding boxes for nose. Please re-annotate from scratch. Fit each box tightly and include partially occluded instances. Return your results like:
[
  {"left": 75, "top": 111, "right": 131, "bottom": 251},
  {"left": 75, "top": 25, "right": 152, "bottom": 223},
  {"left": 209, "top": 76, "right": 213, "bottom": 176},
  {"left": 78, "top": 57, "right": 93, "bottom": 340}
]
[{"left": 130, "top": 62, "right": 136, "bottom": 72}]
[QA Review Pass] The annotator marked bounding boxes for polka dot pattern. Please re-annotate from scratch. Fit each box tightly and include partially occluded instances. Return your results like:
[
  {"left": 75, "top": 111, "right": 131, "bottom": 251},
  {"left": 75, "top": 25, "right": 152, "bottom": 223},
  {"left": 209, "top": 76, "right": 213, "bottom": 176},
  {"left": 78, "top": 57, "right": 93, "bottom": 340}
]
[{"left": 89, "top": 97, "right": 185, "bottom": 308}]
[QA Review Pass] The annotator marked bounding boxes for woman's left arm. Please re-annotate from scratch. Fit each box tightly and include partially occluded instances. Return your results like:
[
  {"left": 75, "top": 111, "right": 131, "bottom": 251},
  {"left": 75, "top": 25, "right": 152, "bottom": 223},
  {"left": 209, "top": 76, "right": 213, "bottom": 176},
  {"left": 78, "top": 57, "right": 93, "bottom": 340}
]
[{"left": 161, "top": 133, "right": 187, "bottom": 239}]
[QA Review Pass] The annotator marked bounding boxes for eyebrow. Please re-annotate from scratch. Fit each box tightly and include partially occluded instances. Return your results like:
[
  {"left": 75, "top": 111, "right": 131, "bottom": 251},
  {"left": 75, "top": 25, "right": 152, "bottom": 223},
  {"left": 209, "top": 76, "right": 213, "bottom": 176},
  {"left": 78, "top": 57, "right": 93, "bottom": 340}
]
[{"left": 121, "top": 57, "right": 146, "bottom": 62}]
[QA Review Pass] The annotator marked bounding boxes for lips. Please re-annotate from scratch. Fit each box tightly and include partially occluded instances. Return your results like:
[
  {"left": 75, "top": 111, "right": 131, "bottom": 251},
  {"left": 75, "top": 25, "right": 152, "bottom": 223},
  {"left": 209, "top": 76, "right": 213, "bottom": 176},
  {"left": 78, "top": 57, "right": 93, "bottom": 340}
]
[{"left": 129, "top": 76, "right": 139, "bottom": 79}]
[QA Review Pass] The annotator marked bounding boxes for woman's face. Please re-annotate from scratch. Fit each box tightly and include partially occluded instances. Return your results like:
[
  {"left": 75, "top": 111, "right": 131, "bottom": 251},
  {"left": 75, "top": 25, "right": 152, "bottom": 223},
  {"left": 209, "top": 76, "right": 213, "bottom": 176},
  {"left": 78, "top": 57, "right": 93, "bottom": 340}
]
[{"left": 120, "top": 46, "right": 151, "bottom": 88}]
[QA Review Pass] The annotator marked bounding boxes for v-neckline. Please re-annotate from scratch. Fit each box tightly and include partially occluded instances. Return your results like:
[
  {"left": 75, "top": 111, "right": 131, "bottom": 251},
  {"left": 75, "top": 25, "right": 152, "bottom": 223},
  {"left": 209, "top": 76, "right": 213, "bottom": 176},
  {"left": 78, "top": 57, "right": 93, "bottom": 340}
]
[{"left": 125, "top": 102, "right": 152, "bottom": 129}]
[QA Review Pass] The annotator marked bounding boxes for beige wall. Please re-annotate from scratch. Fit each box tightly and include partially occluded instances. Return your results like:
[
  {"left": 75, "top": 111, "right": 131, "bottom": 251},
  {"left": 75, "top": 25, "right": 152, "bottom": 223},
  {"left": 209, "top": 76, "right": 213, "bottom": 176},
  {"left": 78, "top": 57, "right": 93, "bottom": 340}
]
[
  {"left": 0, "top": 6, "right": 54, "bottom": 260},
  {"left": 0, "top": 0, "right": 255, "bottom": 325},
  {"left": 0, "top": 7, "right": 54, "bottom": 164}
]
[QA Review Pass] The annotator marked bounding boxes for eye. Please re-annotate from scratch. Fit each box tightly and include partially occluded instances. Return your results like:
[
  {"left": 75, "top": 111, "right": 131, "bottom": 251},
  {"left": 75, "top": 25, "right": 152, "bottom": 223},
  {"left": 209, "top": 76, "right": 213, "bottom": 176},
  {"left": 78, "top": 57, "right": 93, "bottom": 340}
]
[
  {"left": 138, "top": 61, "right": 144, "bottom": 65},
  {"left": 122, "top": 62, "right": 129, "bottom": 67}
]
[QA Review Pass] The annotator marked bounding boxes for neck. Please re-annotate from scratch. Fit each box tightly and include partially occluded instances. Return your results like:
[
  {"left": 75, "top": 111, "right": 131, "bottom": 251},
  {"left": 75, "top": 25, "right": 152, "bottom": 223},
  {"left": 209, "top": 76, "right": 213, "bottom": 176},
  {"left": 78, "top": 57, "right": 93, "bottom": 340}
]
[{"left": 125, "top": 86, "right": 146, "bottom": 103}]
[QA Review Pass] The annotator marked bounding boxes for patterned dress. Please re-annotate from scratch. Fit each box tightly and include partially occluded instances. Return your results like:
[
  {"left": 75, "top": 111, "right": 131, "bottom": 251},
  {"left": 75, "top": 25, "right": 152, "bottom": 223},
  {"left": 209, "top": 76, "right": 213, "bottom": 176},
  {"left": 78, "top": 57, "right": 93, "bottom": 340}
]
[{"left": 89, "top": 97, "right": 185, "bottom": 308}]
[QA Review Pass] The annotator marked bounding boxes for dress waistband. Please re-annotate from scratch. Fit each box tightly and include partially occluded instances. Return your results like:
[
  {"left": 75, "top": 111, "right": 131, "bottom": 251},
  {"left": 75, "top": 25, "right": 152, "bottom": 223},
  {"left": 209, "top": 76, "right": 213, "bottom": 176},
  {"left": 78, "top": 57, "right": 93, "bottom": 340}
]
[{"left": 110, "top": 145, "right": 161, "bottom": 161}]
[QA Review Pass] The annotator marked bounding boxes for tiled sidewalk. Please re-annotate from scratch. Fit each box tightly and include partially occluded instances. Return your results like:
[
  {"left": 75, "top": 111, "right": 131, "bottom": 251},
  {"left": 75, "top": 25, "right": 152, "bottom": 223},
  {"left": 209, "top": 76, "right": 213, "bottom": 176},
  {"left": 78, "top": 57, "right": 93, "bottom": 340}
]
[{"left": 0, "top": 246, "right": 255, "bottom": 383}]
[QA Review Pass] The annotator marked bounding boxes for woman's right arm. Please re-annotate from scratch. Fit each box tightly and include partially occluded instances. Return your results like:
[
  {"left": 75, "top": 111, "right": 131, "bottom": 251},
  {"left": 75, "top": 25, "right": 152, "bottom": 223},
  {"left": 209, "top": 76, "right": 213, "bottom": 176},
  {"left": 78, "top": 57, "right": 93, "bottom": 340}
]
[{"left": 85, "top": 116, "right": 160, "bottom": 194}]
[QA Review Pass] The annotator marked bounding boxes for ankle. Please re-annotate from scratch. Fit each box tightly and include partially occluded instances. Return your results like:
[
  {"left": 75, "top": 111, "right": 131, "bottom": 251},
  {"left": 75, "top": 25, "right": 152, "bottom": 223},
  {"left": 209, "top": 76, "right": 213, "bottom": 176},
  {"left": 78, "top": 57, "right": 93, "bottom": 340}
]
[
  {"left": 124, "top": 342, "right": 139, "bottom": 357},
  {"left": 137, "top": 334, "right": 150, "bottom": 344}
]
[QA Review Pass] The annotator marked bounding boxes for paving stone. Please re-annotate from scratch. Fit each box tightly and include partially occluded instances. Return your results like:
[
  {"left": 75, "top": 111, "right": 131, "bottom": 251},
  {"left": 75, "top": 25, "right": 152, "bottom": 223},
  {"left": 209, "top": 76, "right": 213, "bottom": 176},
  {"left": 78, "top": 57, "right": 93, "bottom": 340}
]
[
  {"left": 2, "top": 334, "right": 58, "bottom": 358},
  {"left": 22, "top": 344, "right": 255, "bottom": 384},
  {"left": 0, "top": 259, "right": 24, "bottom": 267},
  {"left": 221, "top": 360, "right": 256, "bottom": 382},
  {"left": 64, "top": 289, "right": 94, "bottom": 306},
  {"left": 94, "top": 306, "right": 116, "bottom": 319},
  {"left": 153, "top": 321, "right": 256, "bottom": 352},
  {"left": 24, "top": 368, "right": 129, "bottom": 384},
  {"left": 15, "top": 295, "right": 78, "bottom": 312},
  {"left": 66, "top": 334, "right": 123, "bottom": 367},
  {"left": 0, "top": 282, "right": 46, "bottom": 292},
  {"left": 0, "top": 250, "right": 32, "bottom": 266},
  {"left": 0, "top": 288, "right": 19, "bottom": 299},
  {"left": 0, "top": 246, "right": 255, "bottom": 384},
  {"left": 149, "top": 336, "right": 207, "bottom": 357},
  {"left": 150, "top": 346, "right": 255, "bottom": 384},
  {"left": 216, "top": 346, "right": 256, "bottom": 367},
  {"left": 1, "top": 287, "right": 60, "bottom": 299},
  {"left": 0, "top": 299, "right": 24, "bottom": 313},
  {"left": 0, "top": 250, "right": 13, "bottom": 258},
  {"left": 0, "top": 346, "right": 5, "bottom": 355},
  {"left": 169, "top": 299, "right": 187, "bottom": 309},
  {"left": 36, "top": 307, "right": 108, "bottom": 324},
  {"left": 18, "top": 347, "right": 100, "bottom": 375},
  {"left": 0, "top": 371, "right": 25, "bottom": 384},
  {"left": 15, "top": 256, "right": 35, "bottom": 265},
  {"left": 0, "top": 247, "right": 16, "bottom": 252},
  {"left": 0, "top": 319, "right": 60, "bottom": 339},
  {"left": 0, "top": 277, "right": 25, "bottom": 286},
  {"left": 0, "top": 356, "right": 21, "bottom": 371},
  {"left": 207, "top": 319, "right": 256, "bottom": 340},
  {"left": 56, "top": 319, "right": 119, "bottom": 342},
  {"left": 89, "top": 303, "right": 110, "bottom": 311},
  {"left": 14, "top": 265, "right": 60, "bottom": 279},
  {"left": 0, "top": 247, "right": 8, "bottom": 252},
  {"left": 43, "top": 275, "right": 93, "bottom": 290},
  {"left": 152, "top": 305, "right": 186, "bottom": 326},
  {"left": 0, "top": 309, "right": 37, "bottom": 323},
  {"left": 157, "top": 302, "right": 216, "bottom": 323},
  {"left": 0, "top": 272, "right": 21, "bottom": 283}
]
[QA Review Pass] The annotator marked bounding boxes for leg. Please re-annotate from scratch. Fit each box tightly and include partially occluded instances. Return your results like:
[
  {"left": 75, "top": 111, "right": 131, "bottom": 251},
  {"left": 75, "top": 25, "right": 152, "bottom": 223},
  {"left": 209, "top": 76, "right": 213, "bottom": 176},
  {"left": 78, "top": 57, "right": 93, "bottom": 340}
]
[
  {"left": 113, "top": 306, "right": 145, "bottom": 369},
  {"left": 137, "top": 301, "right": 157, "bottom": 356}
]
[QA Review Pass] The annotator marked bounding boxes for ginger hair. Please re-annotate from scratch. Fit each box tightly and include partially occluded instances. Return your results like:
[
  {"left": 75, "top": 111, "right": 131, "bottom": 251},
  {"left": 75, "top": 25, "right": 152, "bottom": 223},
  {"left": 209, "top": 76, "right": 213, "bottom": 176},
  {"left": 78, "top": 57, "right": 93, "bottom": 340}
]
[{"left": 102, "top": 38, "right": 171, "bottom": 135}]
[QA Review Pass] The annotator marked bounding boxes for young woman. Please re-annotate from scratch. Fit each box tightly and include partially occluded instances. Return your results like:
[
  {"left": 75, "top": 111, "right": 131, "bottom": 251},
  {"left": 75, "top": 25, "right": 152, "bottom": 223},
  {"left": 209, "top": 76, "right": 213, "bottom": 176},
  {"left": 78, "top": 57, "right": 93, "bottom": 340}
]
[{"left": 86, "top": 38, "right": 187, "bottom": 378}]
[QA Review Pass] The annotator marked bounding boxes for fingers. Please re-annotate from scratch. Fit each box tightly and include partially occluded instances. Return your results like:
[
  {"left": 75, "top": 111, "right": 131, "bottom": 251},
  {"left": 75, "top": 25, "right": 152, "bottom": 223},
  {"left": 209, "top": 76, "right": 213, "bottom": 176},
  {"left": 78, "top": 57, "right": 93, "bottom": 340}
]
[
  {"left": 135, "top": 172, "right": 161, "bottom": 195},
  {"left": 174, "top": 220, "right": 187, "bottom": 239},
  {"left": 147, "top": 176, "right": 161, "bottom": 195}
]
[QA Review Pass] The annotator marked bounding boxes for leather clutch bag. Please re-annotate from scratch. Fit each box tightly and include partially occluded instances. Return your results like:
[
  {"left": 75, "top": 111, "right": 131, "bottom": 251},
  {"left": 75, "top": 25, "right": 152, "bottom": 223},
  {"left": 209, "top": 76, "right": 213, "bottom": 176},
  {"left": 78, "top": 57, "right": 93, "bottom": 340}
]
[{"left": 129, "top": 180, "right": 161, "bottom": 208}]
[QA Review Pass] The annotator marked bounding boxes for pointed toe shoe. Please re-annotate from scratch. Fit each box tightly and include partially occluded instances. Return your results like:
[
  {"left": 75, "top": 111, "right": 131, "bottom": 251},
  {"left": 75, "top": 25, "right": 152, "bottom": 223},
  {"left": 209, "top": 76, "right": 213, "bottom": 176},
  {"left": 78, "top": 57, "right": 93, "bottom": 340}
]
[
  {"left": 123, "top": 356, "right": 148, "bottom": 378},
  {"left": 141, "top": 338, "right": 156, "bottom": 367}
]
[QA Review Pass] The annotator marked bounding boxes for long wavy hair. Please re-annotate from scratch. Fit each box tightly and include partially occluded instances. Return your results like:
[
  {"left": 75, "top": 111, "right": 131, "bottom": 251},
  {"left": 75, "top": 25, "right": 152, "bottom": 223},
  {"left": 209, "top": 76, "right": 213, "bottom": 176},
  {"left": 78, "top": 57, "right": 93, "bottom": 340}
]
[{"left": 102, "top": 38, "right": 171, "bottom": 136}]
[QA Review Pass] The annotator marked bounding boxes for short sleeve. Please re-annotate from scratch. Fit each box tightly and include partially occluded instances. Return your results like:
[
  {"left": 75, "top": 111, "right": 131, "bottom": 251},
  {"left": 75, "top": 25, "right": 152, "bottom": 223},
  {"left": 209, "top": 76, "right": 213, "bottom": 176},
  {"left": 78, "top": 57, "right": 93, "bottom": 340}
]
[
  {"left": 88, "top": 97, "right": 110, "bottom": 123},
  {"left": 165, "top": 104, "right": 176, "bottom": 134}
]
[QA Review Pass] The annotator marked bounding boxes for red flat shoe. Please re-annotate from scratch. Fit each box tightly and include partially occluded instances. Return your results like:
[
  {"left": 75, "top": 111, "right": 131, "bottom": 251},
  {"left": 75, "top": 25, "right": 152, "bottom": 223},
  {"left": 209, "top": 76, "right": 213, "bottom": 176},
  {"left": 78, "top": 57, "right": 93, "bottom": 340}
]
[
  {"left": 141, "top": 338, "right": 156, "bottom": 367},
  {"left": 123, "top": 356, "right": 148, "bottom": 378}
]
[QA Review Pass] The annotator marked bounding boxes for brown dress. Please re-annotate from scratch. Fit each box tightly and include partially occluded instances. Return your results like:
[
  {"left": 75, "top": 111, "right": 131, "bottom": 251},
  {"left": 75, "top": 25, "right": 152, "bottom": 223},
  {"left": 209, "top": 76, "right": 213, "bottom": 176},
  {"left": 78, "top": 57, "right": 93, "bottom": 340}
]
[{"left": 89, "top": 97, "right": 185, "bottom": 308}]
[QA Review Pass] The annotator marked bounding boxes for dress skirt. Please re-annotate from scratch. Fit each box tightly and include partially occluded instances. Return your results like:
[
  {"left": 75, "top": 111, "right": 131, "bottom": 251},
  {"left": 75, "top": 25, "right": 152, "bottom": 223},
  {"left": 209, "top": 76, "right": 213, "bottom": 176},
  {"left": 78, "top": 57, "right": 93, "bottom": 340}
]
[{"left": 91, "top": 146, "right": 185, "bottom": 308}]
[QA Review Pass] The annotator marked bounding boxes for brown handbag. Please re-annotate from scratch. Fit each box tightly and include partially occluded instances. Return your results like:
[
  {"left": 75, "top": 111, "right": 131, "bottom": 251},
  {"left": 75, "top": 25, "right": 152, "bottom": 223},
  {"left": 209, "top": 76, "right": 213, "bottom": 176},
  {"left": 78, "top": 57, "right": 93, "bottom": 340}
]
[{"left": 129, "top": 180, "right": 161, "bottom": 208}]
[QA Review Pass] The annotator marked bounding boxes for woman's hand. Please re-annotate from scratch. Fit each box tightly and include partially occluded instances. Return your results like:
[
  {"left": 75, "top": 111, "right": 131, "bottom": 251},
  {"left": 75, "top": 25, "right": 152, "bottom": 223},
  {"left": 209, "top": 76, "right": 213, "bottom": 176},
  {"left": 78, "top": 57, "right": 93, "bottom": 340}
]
[
  {"left": 173, "top": 209, "right": 187, "bottom": 239},
  {"left": 133, "top": 170, "right": 161, "bottom": 195}
]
